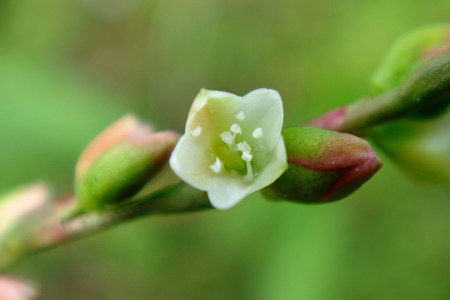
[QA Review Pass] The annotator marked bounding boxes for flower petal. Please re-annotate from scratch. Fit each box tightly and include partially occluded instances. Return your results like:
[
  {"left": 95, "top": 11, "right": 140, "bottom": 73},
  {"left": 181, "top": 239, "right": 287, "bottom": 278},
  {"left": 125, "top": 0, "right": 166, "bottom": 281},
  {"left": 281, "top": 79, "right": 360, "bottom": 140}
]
[
  {"left": 249, "top": 136, "right": 288, "bottom": 193},
  {"left": 207, "top": 178, "right": 252, "bottom": 209},
  {"left": 170, "top": 88, "right": 287, "bottom": 209}
]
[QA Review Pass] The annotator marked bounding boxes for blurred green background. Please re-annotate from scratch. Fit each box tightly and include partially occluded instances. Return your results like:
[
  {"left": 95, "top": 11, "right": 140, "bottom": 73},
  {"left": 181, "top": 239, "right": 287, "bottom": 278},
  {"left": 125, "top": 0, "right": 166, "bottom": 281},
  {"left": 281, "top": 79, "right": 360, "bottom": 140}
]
[{"left": 1, "top": 0, "right": 449, "bottom": 299}]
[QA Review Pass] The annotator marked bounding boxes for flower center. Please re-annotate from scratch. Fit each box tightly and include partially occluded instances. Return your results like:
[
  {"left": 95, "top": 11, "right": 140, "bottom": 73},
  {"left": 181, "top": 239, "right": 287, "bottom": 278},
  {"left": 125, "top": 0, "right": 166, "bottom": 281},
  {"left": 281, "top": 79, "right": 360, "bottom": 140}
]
[{"left": 208, "top": 111, "right": 264, "bottom": 181}]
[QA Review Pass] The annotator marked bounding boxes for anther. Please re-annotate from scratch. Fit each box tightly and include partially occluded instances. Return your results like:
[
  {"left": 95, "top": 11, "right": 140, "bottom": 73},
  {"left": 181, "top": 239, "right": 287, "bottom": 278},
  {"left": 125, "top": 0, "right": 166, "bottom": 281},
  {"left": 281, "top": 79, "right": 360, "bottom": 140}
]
[
  {"left": 191, "top": 126, "right": 202, "bottom": 137},
  {"left": 252, "top": 128, "right": 263, "bottom": 139},
  {"left": 220, "top": 131, "right": 234, "bottom": 144},
  {"left": 209, "top": 157, "right": 223, "bottom": 173},
  {"left": 236, "top": 141, "right": 251, "bottom": 153},
  {"left": 230, "top": 123, "right": 242, "bottom": 134},
  {"left": 235, "top": 111, "right": 245, "bottom": 120},
  {"left": 241, "top": 151, "right": 253, "bottom": 162}
]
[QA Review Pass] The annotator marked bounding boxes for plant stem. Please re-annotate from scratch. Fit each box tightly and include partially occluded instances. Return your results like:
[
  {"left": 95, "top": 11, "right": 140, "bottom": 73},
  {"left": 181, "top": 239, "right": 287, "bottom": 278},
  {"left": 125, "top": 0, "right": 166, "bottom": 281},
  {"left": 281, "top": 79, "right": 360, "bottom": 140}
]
[
  {"left": 306, "top": 53, "right": 450, "bottom": 134},
  {"left": 0, "top": 183, "right": 210, "bottom": 271}
]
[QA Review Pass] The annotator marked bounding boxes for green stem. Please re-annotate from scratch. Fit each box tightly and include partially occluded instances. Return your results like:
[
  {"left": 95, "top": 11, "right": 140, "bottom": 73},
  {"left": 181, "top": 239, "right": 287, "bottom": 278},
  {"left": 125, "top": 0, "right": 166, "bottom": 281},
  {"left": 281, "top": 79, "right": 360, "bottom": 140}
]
[
  {"left": 306, "top": 53, "right": 450, "bottom": 134},
  {"left": 0, "top": 183, "right": 210, "bottom": 271}
]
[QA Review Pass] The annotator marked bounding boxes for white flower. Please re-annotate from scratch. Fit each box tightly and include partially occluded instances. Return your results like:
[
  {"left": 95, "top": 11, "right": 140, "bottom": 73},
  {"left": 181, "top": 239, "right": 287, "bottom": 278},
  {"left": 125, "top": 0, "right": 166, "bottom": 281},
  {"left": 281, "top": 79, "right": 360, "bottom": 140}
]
[{"left": 169, "top": 88, "right": 287, "bottom": 209}]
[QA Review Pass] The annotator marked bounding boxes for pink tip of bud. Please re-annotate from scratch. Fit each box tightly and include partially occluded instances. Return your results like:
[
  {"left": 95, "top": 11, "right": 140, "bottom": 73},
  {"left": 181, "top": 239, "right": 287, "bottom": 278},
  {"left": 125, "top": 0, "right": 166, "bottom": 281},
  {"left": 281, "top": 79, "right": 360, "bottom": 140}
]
[
  {"left": 0, "top": 276, "right": 37, "bottom": 300},
  {"left": 303, "top": 107, "right": 347, "bottom": 131},
  {"left": 0, "top": 183, "right": 50, "bottom": 236},
  {"left": 320, "top": 151, "right": 382, "bottom": 201},
  {"left": 75, "top": 115, "right": 153, "bottom": 180}
]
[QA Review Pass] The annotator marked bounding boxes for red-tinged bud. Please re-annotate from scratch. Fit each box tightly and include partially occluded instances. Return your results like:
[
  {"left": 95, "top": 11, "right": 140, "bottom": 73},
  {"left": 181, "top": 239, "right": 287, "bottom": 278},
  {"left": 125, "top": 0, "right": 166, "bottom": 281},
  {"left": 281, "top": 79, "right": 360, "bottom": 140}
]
[
  {"left": 75, "top": 115, "right": 180, "bottom": 211},
  {"left": 0, "top": 183, "right": 51, "bottom": 240},
  {"left": 75, "top": 114, "right": 154, "bottom": 181},
  {"left": 0, "top": 276, "right": 37, "bottom": 300},
  {"left": 263, "top": 127, "right": 382, "bottom": 203}
]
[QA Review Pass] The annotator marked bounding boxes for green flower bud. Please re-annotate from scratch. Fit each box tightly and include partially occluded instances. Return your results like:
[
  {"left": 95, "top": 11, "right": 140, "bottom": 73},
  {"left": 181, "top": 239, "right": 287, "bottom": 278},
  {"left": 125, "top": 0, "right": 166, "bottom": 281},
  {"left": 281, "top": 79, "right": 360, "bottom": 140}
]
[
  {"left": 263, "top": 127, "right": 382, "bottom": 203},
  {"left": 75, "top": 115, "right": 179, "bottom": 211},
  {"left": 373, "top": 24, "right": 450, "bottom": 93},
  {"left": 365, "top": 24, "right": 450, "bottom": 185}
]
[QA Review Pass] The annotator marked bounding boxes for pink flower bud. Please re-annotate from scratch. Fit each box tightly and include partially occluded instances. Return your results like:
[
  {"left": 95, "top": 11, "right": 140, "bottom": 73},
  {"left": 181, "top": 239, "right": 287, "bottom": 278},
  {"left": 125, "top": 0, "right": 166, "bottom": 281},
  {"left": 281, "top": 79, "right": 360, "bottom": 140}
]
[
  {"left": 0, "top": 276, "right": 37, "bottom": 300},
  {"left": 0, "top": 183, "right": 50, "bottom": 239}
]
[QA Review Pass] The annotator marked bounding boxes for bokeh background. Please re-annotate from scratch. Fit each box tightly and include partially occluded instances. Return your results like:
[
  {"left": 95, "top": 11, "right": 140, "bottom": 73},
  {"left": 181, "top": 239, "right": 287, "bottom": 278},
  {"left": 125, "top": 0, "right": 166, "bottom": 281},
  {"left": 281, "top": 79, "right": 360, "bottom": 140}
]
[{"left": 1, "top": 0, "right": 449, "bottom": 299}]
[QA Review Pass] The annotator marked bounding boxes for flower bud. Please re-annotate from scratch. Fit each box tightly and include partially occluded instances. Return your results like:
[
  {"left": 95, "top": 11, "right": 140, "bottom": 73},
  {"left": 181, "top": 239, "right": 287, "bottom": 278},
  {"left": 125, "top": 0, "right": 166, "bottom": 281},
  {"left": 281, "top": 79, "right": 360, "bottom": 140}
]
[
  {"left": 263, "top": 127, "right": 382, "bottom": 203},
  {"left": 75, "top": 115, "right": 179, "bottom": 211},
  {"left": 0, "top": 276, "right": 37, "bottom": 300},
  {"left": 75, "top": 114, "right": 154, "bottom": 181},
  {"left": 0, "top": 183, "right": 50, "bottom": 241},
  {"left": 373, "top": 24, "right": 450, "bottom": 93}
]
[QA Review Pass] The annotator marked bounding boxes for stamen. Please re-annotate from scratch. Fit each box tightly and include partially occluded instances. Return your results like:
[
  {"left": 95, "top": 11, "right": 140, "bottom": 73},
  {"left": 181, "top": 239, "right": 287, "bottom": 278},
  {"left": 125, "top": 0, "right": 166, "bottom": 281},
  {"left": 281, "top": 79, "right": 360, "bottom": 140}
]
[
  {"left": 236, "top": 141, "right": 251, "bottom": 153},
  {"left": 252, "top": 128, "right": 263, "bottom": 139},
  {"left": 244, "top": 159, "right": 253, "bottom": 181},
  {"left": 230, "top": 123, "right": 242, "bottom": 134},
  {"left": 241, "top": 151, "right": 252, "bottom": 162},
  {"left": 209, "top": 157, "right": 223, "bottom": 173},
  {"left": 238, "top": 145, "right": 253, "bottom": 181},
  {"left": 191, "top": 126, "right": 202, "bottom": 137},
  {"left": 220, "top": 131, "right": 234, "bottom": 144},
  {"left": 235, "top": 111, "right": 245, "bottom": 120}
]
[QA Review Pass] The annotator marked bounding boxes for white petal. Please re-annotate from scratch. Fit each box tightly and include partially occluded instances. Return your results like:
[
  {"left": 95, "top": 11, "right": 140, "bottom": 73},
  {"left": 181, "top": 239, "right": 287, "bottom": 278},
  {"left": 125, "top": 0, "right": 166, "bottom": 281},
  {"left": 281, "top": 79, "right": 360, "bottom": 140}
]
[
  {"left": 206, "top": 178, "right": 252, "bottom": 209},
  {"left": 248, "top": 137, "right": 288, "bottom": 194},
  {"left": 240, "top": 89, "right": 283, "bottom": 151},
  {"left": 185, "top": 89, "right": 237, "bottom": 132},
  {"left": 169, "top": 134, "right": 212, "bottom": 190}
]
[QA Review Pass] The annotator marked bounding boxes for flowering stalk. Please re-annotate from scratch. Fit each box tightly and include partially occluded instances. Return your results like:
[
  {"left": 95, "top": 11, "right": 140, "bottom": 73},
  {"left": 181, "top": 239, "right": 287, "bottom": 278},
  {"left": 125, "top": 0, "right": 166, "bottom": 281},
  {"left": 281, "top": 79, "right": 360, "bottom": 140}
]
[
  {"left": 0, "top": 183, "right": 209, "bottom": 271},
  {"left": 306, "top": 52, "right": 450, "bottom": 134},
  {"left": 2, "top": 24, "right": 448, "bottom": 274}
]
